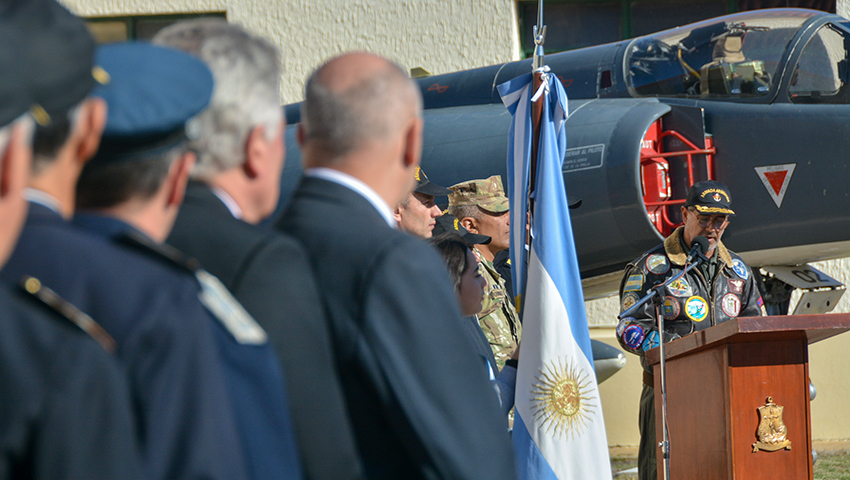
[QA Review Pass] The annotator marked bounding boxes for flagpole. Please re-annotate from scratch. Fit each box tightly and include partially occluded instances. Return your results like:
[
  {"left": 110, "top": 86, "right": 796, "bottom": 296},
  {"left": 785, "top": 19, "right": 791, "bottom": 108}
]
[{"left": 527, "top": 0, "right": 546, "bottom": 264}]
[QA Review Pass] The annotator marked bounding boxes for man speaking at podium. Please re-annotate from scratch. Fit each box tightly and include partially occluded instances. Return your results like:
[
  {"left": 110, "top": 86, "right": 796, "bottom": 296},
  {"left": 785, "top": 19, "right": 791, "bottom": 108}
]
[{"left": 616, "top": 180, "right": 764, "bottom": 480}]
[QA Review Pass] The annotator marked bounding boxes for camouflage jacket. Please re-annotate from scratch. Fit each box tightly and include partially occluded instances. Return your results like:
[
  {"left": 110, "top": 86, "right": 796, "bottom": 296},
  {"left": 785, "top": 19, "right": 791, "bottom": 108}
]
[
  {"left": 616, "top": 227, "right": 763, "bottom": 370},
  {"left": 475, "top": 248, "right": 521, "bottom": 370}
]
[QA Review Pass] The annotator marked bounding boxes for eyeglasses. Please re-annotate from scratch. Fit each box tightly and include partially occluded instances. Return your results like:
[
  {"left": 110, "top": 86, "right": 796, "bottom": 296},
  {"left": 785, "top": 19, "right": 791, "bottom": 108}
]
[{"left": 689, "top": 209, "right": 729, "bottom": 230}]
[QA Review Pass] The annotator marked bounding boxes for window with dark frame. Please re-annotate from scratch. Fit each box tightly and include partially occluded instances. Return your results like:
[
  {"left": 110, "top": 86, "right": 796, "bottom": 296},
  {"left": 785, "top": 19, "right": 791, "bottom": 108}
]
[{"left": 85, "top": 13, "right": 227, "bottom": 43}]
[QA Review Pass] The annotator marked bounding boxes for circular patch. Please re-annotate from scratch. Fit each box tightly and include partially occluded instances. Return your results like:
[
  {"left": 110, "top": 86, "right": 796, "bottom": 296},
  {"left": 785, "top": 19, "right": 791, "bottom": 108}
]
[
  {"left": 645, "top": 254, "right": 670, "bottom": 275},
  {"left": 621, "top": 292, "right": 640, "bottom": 312},
  {"left": 622, "top": 324, "right": 646, "bottom": 350},
  {"left": 684, "top": 296, "right": 709, "bottom": 322},
  {"left": 732, "top": 258, "right": 749, "bottom": 280},
  {"left": 617, "top": 317, "right": 635, "bottom": 337},
  {"left": 667, "top": 277, "right": 692, "bottom": 297},
  {"left": 642, "top": 330, "right": 660, "bottom": 351},
  {"left": 662, "top": 298, "right": 681, "bottom": 320},
  {"left": 721, "top": 293, "right": 741, "bottom": 317}
]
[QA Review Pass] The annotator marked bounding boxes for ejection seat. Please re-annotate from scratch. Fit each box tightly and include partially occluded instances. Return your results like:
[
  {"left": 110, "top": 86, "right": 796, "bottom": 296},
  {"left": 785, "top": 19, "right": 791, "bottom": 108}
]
[{"left": 699, "top": 34, "right": 770, "bottom": 95}]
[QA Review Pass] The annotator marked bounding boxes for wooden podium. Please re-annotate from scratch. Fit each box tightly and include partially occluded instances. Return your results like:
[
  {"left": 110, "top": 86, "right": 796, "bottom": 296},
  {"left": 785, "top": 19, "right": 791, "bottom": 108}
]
[{"left": 645, "top": 314, "right": 850, "bottom": 480}]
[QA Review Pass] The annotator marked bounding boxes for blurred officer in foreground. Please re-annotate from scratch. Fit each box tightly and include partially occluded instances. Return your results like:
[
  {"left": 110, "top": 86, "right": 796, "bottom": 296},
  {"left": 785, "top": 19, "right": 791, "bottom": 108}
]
[
  {"left": 277, "top": 51, "right": 515, "bottom": 480},
  {"left": 75, "top": 42, "right": 302, "bottom": 480},
  {"left": 0, "top": 5, "right": 246, "bottom": 480},
  {"left": 616, "top": 180, "right": 763, "bottom": 480},
  {"left": 153, "top": 20, "right": 361, "bottom": 480},
  {"left": 0, "top": 9, "right": 142, "bottom": 478},
  {"left": 393, "top": 166, "right": 450, "bottom": 238},
  {"left": 448, "top": 176, "right": 521, "bottom": 370}
]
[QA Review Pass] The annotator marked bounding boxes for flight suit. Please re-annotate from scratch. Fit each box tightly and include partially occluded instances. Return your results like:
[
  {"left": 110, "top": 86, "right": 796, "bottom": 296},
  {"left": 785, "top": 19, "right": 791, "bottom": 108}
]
[{"left": 616, "top": 226, "right": 763, "bottom": 480}]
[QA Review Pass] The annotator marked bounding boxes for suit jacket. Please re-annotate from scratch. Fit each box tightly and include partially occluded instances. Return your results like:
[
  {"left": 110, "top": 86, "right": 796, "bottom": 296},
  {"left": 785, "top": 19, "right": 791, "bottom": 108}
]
[
  {"left": 1, "top": 202, "right": 248, "bottom": 480},
  {"left": 278, "top": 176, "right": 516, "bottom": 480},
  {"left": 74, "top": 211, "right": 302, "bottom": 480},
  {"left": 0, "top": 283, "right": 142, "bottom": 480},
  {"left": 167, "top": 182, "right": 362, "bottom": 480}
]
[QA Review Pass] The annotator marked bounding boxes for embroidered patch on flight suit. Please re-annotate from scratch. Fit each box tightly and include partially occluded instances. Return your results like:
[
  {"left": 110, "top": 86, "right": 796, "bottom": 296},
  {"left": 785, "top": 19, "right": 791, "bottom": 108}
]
[
  {"left": 685, "top": 296, "right": 708, "bottom": 322},
  {"left": 728, "top": 279, "right": 744, "bottom": 295},
  {"left": 721, "top": 293, "right": 741, "bottom": 317},
  {"left": 623, "top": 324, "right": 645, "bottom": 350},
  {"left": 617, "top": 317, "right": 635, "bottom": 337},
  {"left": 621, "top": 292, "right": 640, "bottom": 312},
  {"left": 732, "top": 258, "right": 749, "bottom": 279},
  {"left": 667, "top": 277, "right": 693, "bottom": 297},
  {"left": 757, "top": 296, "right": 764, "bottom": 307},
  {"left": 662, "top": 298, "right": 681, "bottom": 320},
  {"left": 642, "top": 330, "right": 660, "bottom": 351},
  {"left": 624, "top": 274, "right": 644, "bottom": 292},
  {"left": 646, "top": 254, "right": 670, "bottom": 275}
]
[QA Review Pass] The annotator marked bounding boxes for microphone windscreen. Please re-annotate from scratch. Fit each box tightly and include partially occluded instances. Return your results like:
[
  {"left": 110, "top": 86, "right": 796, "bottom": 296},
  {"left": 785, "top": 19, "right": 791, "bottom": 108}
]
[{"left": 692, "top": 236, "right": 710, "bottom": 253}]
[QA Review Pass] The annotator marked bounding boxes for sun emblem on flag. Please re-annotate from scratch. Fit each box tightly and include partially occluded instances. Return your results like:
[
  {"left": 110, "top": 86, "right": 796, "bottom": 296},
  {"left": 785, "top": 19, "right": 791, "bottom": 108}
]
[{"left": 530, "top": 357, "right": 596, "bottom": 439}]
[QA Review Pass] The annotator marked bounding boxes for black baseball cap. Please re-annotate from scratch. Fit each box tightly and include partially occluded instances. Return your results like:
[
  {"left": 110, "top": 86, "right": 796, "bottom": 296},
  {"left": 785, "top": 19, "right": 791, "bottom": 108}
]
[
  {"left": 433, "top": 213, "right": 491, "bottom": 245},
  {"left": 685, "top": 180, "right": 735, "bottom": 216},
  {"left": 414, "top": 166, "right": 452, "bottom": 196}
]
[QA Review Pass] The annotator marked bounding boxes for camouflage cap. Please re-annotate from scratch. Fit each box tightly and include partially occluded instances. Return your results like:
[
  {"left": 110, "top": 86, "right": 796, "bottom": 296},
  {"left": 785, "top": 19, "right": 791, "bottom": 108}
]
[{"left": 448, "top": 175, "right": 509, "bottom": 213}]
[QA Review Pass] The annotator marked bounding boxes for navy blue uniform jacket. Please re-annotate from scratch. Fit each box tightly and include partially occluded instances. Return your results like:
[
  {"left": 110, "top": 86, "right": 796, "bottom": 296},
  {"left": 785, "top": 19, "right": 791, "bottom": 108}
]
[
  {"left": 167, "top": 182, "right": 362, "bottom": 480},
  {"left": 1, "top": 202, "right": 248, "bottom": 480},
  {"left": 75, "top": 212, "right": 303, "bottom": 480},
  {"left": 0, "top": 283, "right": 142, "bottom": 480},
  {"left": 277, "top": 176, "right": 517, "bottom": 480}
]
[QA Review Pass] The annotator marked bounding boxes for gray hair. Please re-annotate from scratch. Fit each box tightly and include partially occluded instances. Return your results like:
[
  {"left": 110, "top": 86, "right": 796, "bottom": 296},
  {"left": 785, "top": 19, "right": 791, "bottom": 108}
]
[
  {"left": 75, "top": 143, "right": 188, "bottom": 210},
  {"left": 153, "top": 19, "right": 282, "bottom": 180},
  {"left": 447, "top": 204, "right": 481, "bottom": 221},
  {"left": 301, "top": 56, "right": 421, "bottom": 163}
]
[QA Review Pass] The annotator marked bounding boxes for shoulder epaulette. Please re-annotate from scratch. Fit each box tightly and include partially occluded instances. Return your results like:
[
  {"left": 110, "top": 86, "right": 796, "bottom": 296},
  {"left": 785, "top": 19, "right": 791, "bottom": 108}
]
[
  {"left": 116, "top": 229, "right": 202, "bottom": 273},
  {"left": 19, "top": 276, "right": 117, "bottom": 353}
]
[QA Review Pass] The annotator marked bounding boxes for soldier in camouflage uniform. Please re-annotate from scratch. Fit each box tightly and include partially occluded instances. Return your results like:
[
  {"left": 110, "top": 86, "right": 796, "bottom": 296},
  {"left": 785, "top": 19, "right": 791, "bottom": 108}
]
[{"left": 448, "top": 175, "right": 521, "bottom": 370}]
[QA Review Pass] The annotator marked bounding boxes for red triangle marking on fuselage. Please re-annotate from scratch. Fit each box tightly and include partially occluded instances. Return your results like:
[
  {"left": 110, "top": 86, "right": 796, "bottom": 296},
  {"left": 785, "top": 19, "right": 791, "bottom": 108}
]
[{"left": 763, "top": 170, "right": 788, "bottom": 195}]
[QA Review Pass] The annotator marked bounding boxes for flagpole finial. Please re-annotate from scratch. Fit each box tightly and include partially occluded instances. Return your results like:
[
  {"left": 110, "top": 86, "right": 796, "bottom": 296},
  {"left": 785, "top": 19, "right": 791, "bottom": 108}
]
[{"left": 533, "top": 0, "right": 546, "bottom": 69}]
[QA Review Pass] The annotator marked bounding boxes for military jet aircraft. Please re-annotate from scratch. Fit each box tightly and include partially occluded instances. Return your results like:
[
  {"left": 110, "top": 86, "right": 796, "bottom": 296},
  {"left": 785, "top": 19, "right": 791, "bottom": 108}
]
[{"left": 281, "top": 8, "right": 849, "bottom": 312}]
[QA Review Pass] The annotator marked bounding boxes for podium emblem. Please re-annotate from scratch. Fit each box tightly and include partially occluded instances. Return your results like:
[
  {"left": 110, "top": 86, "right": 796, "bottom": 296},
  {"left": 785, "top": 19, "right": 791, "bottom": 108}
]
[{"left": 752, "top": 397, "right": 792, "bottom": 452}]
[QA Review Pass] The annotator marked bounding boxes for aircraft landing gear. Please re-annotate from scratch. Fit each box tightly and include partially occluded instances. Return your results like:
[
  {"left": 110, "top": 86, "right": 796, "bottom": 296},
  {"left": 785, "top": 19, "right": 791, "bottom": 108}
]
[
  {"left": 755, "top": 270, "right": 795, "bottom": 315},
  {"left": 756, "top": 265, "right": 845, "bottom": 316}
]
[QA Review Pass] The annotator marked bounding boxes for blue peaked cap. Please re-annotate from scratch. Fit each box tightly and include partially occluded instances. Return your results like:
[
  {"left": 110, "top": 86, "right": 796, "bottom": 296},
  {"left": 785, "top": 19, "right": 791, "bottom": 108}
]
[{"left": 91, "top": 42, "right": 214, "bottom": 164}]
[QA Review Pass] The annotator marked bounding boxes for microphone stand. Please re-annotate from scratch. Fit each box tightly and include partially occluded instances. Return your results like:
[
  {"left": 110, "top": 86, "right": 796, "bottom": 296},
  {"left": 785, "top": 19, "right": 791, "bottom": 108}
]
[{"left": 619, "top": 256, "right": 705, "bottom": 480}]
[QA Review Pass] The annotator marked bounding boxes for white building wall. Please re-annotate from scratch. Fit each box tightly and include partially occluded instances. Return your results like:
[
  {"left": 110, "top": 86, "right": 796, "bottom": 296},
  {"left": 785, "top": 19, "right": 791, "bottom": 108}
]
[{"left": 61, "top": 0, "right": 521, "bottom": 104}]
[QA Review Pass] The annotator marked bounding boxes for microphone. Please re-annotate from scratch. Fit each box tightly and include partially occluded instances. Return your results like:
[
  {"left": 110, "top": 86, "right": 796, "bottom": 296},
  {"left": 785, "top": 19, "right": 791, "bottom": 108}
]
[{"left": 686, "top": 236, "right": 710, "bottom": 264}]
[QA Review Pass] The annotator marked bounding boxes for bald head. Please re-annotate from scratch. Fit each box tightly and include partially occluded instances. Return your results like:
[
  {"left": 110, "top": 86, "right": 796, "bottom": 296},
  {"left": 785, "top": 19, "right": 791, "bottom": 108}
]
[{"left": 300, "top": 52, "right": 422, "bottom": 166}]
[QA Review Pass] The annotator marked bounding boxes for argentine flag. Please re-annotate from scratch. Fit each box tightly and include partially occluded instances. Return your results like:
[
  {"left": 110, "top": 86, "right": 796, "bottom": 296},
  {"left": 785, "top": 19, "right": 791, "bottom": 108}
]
[{"left": 498, "top": 73, "right": 612, "bottom": 480}]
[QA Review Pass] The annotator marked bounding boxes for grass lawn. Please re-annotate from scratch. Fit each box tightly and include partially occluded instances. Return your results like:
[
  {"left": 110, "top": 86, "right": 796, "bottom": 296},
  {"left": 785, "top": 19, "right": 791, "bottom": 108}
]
[{"left": 610, "top": 451, "right": 850, "bottom": 479}]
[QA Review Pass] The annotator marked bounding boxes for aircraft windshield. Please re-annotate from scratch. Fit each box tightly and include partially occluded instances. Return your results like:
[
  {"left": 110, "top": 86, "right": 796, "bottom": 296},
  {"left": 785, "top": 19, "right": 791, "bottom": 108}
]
[{"left": 627, "top": 10, "right": 817, "bottom": 97}]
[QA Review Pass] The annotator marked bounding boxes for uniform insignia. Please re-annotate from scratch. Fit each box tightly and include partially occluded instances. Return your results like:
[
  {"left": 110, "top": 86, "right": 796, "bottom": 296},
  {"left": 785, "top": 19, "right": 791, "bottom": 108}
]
[
  {"left": 685, "top": 296, "right": 708, "bottom": 322},
  {"left": 721, "top": 293, "right": 741, "bottom": 317},
  {"left": 620, "top": 292, "right": 640, "bottom": 312},
  {"left": 728, "top": 279, "right": 744, "bottom": 295},
  {"left": 196, "top": 270, "right": 268, "bottom": 345},
  {"left": 662, "top": 298, "right": 681, "bottom": 320},
  {"left": 732, "top": 258, "right": 749, "bottom": 279},
  {"left": 667, "top": 277, "right": 692, "bottom": 297},
  {"left": 642, "top": 330, "right": 660, "bottom": 351},
  {"left": 20, "top": 276, "right": 117, "bottom": 353},
  {"left": 645, "top": 254, "right": 670, "bottom": 275},
  {"left": 712, "top": 193, "right": 721, "bottom": 202},
  {"left": 752, "top": 397, "right": 792, "bottom": 452},
  {"left": 622, "top": 324, "right": 645, "bottom": 350},
  {"left": 616, "top": 317, "right": 634, "bottom": 337},
  {"left": 757, "top": 296, "right": 764, "bottom": 307},
  {"left": 624, "top": 273, "right": 644, "bottom": 292}
]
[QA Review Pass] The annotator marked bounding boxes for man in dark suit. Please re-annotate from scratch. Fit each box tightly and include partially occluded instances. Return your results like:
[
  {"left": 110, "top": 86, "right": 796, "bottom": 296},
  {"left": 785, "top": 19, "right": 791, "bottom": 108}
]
[
  {"left": 153, "top": 21, "right": 361, "bottom": 480},
  {"left": 277, "top": 52, "right": 516, "bottom": 480}
]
